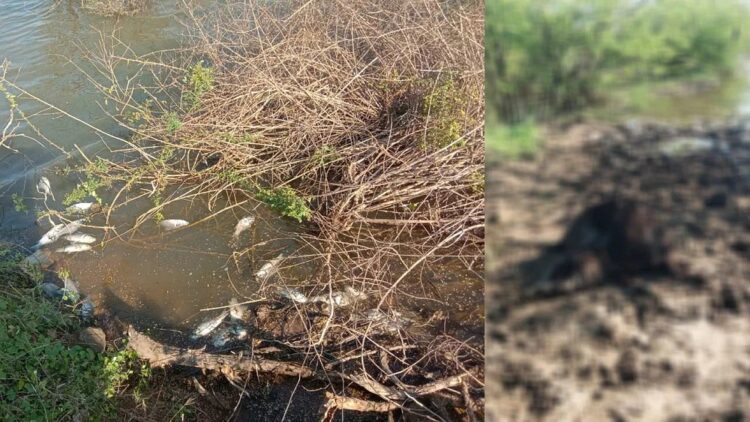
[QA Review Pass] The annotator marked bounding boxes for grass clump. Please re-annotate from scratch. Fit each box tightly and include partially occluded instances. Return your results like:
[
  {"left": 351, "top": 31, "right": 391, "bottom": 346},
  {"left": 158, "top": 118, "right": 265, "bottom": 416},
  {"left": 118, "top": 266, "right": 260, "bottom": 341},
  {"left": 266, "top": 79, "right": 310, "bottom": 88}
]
[
  {"left": 486, "top": 119, "right": 540, "bottom": 160},
  {"left": 0, "top": 246, "right": 146, "bottom": 420}
]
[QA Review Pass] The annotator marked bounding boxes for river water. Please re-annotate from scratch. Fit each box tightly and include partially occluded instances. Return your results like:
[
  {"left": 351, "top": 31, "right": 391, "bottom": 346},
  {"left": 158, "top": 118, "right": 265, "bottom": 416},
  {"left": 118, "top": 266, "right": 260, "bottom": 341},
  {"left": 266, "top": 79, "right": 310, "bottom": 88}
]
[{"left": 0, "top": 1, "right": 485, "bottom": 339}]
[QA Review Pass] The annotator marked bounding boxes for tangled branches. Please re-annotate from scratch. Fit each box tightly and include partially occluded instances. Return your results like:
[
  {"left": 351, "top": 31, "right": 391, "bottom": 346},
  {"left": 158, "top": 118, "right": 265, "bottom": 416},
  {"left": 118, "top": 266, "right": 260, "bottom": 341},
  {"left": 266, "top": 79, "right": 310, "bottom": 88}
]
[{"left": 74, "top": 0, "right": 484, "bottom": 417}]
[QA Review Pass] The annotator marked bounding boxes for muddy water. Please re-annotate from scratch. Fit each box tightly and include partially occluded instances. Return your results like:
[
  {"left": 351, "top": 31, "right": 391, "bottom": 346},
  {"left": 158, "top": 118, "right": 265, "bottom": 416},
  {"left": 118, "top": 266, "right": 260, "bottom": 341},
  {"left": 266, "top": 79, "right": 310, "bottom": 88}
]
[
  {"left": 0, "top": 1, "right": 256, "bottom": 332},
  {"left": 0, "top": 1, "right": 485, "bottom": 339}
]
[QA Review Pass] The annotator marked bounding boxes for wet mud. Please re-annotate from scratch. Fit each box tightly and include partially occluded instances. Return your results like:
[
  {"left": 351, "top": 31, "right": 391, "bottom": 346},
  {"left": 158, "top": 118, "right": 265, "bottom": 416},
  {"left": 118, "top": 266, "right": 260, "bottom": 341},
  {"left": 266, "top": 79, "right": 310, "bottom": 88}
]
[{"left": 487, "top": 120, "right": 750, "bottom": 421}]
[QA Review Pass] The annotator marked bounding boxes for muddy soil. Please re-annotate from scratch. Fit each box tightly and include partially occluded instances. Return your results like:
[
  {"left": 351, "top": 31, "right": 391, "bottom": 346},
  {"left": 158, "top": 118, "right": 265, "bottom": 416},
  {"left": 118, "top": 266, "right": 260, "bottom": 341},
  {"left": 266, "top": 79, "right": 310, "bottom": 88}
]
[{"left": 486, "top": 120, "right": 750, "bottom": 421}]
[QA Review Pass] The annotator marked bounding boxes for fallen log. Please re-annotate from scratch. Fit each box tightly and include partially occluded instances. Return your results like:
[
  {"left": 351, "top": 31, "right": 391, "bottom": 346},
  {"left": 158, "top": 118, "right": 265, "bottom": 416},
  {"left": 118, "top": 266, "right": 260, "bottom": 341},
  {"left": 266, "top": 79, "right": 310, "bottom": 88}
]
[
  {"left": 127, "top": 326, "right": 470, "bottom": 413},
  {"left": 127, "top": 326, "right": 313, "bottom": 378}
]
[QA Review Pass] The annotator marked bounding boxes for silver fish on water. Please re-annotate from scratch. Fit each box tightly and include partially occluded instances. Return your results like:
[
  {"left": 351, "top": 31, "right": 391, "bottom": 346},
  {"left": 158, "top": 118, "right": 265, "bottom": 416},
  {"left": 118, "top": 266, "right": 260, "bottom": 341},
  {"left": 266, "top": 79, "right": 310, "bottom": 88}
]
[
  {"left": 63, "top": 233, "right": 97, "bottom": 244},
  {"left": 35, "top": 219, "right": 83, "bottom": 248},
  {"left": 56, "top": 243, "right": 92, "bottom": 254},
  {"left": 228, "top": 298, "right": 248, "bottom": 320},
  {"left": 65, "top": 202, "right": 100, "bottom": 215},
  {"left": 191, "top": 310, "right": 229, "bottom": 339},
  {"left": 232, "top": 216, "right": 255, "bottom": 244},
  {"left": 160, "top": 219, "right": 190, "bottom": 231},
  {"left": 255, "top": 253, "right": 285, "bottom": 281},
  {"left": 37, "top": 176, "right": 54, "bottom": 200}
]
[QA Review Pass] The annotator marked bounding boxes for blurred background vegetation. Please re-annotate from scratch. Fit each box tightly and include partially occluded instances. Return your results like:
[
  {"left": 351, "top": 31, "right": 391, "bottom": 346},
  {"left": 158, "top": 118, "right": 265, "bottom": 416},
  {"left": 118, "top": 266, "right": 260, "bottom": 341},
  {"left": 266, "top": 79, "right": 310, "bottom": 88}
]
[{"left": 486, "top": 0, "right": 750, "bottom": 158}]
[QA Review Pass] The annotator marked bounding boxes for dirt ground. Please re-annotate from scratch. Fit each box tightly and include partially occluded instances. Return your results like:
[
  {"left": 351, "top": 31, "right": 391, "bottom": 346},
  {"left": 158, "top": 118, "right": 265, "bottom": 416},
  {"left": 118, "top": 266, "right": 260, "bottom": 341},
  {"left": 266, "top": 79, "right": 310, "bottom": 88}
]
[{"left": 486, "top": 120, "right": 750, "bottom": 421}]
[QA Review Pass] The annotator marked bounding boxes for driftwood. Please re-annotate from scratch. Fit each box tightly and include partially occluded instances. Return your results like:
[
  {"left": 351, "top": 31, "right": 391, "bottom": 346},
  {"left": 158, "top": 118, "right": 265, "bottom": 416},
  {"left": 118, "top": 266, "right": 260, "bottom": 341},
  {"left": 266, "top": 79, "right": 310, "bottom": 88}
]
[
  {"left": 127, "top": 326, "right": 313, "bottom": 377},
  {"left": 127, "top": 326, "right": 471, "bottom": 413}
]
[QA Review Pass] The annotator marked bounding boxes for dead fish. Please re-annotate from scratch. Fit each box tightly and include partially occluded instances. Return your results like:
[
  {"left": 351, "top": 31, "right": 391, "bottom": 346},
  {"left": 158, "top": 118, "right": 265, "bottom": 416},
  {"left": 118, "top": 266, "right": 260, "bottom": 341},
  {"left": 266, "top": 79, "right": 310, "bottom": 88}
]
[
  {"left": 63, "top": 233, "right": 96, "bottom": 244},
  {"left": 255, "top": 253, "right": 285, "bottom": 281},
  {"left": 191, "top": 310, "right": 229, "bottom": 339},
  {"left": 160, "top": 219, "right": 189, "bottom": 231},
  {"left": 65, "top": 202, "right": 100, "bottom": 215},
  {"left": 37, "top": 176, "right": 55, "bottom": 200},
  {"left": 228, "top": 298, "right": 247, "bottom": 320},
  {"left": 362, "top": 309, "right": 410, "bottom": 333},
  {"left": 35, "top": 219, "right": 83, "bottom": 248},
  {"left": 232, "top": 216, "right": 255, "bottom": 243},
  {"left": 35, "top": 224, "right": 64, "bottom": 248},
  {"left": 277, "top": 287, "right": 308, "bottom": 304},
  {"left": 210, "top": 325, "right": 248, "bottom": 347},
  {"left": 56, "top": 243, "right": 92, "bottom": 254},
  {"left": 310, "top": 286, "right": 367, "bottom": 307}
]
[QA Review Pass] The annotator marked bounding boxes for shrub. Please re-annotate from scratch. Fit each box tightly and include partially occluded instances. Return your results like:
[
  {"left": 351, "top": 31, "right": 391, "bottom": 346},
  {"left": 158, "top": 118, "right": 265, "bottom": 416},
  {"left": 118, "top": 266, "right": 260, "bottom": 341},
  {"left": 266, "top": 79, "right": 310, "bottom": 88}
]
[
  {"left": 256, "top": 186, "right": 312, "bottom": 223},
  {"left": 486, "top": 0, "right": 749, "bottom": 123}
]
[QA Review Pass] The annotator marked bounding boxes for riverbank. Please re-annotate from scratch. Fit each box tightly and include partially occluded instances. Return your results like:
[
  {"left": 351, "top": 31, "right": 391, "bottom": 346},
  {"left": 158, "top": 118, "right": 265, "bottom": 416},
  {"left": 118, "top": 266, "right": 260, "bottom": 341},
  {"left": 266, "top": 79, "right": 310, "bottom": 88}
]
[
  {"left": 486, "top": 118, "right": 750, "bottom": 420},
  {"left": 1, "top": 0, "right": 485, "bottom": 419}
]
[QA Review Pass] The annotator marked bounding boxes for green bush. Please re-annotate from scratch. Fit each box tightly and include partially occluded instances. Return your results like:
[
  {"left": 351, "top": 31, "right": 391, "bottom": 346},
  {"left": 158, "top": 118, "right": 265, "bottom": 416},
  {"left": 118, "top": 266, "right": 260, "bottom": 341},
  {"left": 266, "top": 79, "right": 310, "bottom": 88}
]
[
  {"left": 486, "top": 0, "right": 748, "bottom": 123},
  {"left": 256, "top": 186, "right": 312, "bottom": 222}
]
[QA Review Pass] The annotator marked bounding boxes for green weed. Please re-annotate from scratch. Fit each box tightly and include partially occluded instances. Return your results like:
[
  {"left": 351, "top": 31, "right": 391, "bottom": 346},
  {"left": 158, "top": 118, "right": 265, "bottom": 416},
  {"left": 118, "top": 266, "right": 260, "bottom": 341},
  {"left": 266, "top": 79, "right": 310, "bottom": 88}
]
[
  {"left": 421, "top": 77, "right": 468, "bottom": 149},
  {"left": 164, "top": 112, "right": 183, "bottom": 134},
  {"left": 11, "top": 193, "right": 27, "bottom": 213},
  {"left": 63, "top": 175, "right": 107, "bottom": 206},
  {"left": 183, "top": 61, "right": 214, "bottom": 110},
  {"left": 256, "top": 186, "right": 312, "bottom": 222}
]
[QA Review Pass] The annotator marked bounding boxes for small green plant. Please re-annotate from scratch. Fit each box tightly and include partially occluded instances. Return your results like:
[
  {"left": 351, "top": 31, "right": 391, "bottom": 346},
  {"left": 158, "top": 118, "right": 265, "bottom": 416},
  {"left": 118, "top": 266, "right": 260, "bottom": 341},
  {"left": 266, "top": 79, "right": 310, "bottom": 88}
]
[
  {"left": 164, "top": 112, "right": 182, "bottom": 134},
  {"left": 57, "top": 267, "right": 71, "bottom": 280},
  {"left": 183, "top": 61, "right": 214, "bottom": 109},
  {"left": 420, "top": 77, "right": 468, "bottom": 149},
  {"left": 217, "top": 168, "right": 253, "bottom": 190},
  {"left": 310, "top": 145, "right": 339, "bottom": 166},
  {"left": 64, "top": 175, "right": 107, "bottom": 206},
  {"left": 102, "top": 348, "right": 147, "bottom": 399},
  {"left": 469, "top": 170, "right": 484, "bottom": 194},
  {"left": 11, "top": 193, "right": 27, "bottom": 213},
  {"left": 256, "top": 186, "right": 312, "bottom": 222}
]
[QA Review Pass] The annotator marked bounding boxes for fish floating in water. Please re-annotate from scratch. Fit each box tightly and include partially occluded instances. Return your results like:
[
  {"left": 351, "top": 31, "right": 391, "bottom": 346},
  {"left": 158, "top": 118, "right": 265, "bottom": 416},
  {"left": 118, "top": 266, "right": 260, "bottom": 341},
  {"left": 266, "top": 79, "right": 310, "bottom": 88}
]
[
  {"left": 56, "top": 243, "right": 92, "bottom": 254},
  {"left": 228, "top": 297, "right": 248, "bottom": 320},
  {"left": 361, "top": 309, "right": 410, "bottom": 333},
  {"left": 277, "top": 287, "right": 308, "bottom": 304},
  {"left": 255, "top": 253, "right": 285, "bottom": 281},
  {"left": 232, "top": 216, "right": 255, "bottom": 244},
  {"left": 191, "top": 310, "right": 229, "bottom": 339},
  {"left": 63, "top": 233, "right": 97, "bottom": 244},
  {"left": 160, "top": 219, "right": 189, "bottom": 231},
  {"left": 65, "top": 202, "right": 100, "bottom": 215},
  {"left": 309, "top": 286, "right": 367, "bottom": 307},
  {"left": 35, "top": 219, "right": 83, "bottom": 248},
  {"left": 210, "top": 325, "right": 248, "bottom": 348},
  {"left": 36, "top": 176, "right": 54, "bottom": 201}
]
